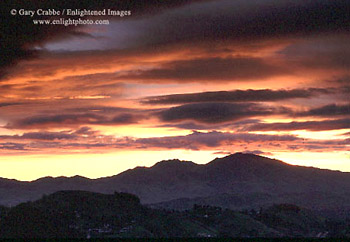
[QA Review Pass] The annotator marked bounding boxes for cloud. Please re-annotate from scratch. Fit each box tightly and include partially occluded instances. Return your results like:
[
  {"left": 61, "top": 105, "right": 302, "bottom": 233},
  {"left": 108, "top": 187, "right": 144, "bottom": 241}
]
[
  {"left": 142, "top": 88, "right": 327, "bottom": 104},
  {"left": 119, "top": 57, "right": 287, "bottom": 82},
  {"left": 242, "top": 150, "right": 273, "bottom": 156},
  {"left": 286, "top": 138, "right": 350, "bottom": 152},
  {"left": 0, "top": 127, "right": 348, "bottom": 154},
  {"left": 6, "top": 112, "right": 146, "bottom": 129},
  {"left": 0, "top": 127, "right": 116, "bottom": 151},
  {"left": 65, "top": 106, "right": 138, "bottom": 114},
  {"left": 7, "top": 113, "right": 105, "bottom": 129},
  {"left": 111, "top": 113, "right": 141, "bottom": 124},
  {"left": 0, "top": 0, "right": 208, "bottom": 77},
  {"left": 0, "top": 142, "right": 26, "bottom": 150},
  {"left": 158, "top": 119, "right": 261, "bottom": 131},
  {"left": 1, "top": 0, "right": 349, "bottom": 158},
  {"left": 244, "top": 118, "right": 350, "bottom": 131},
  {"left": 21, "top": 132, "right": 77, "bottom": 140},
  {"left": 0, "top": 131, "right": 77, "bottom": 141},
  {"left": 331, "top": 76, "right": 350, "bottom": 86},
  {"left": 159, "top": 122, "right": 232, "bottom": 131},
  {"left": 3, "top": 0, "right": 350, "bottom": 82},
  {"left": 280, "top": 34, "right": 350, "bottom": 71},
  {"left": 133, "top": 0, "right": 350, "bottom": 48},
  {"left": 301, "top": 104, "right": 350, "bottom": 117},
  {"left": 0, "top": 102, "right": 24, "bottom": 107},
  {"left": 134, "top": 131, "right": 299, "bottom": 150},
  {"left": 134, "top": 131, "right": 300, "bottom": 150},
  {"left": 158, "top": 102, "right": 287, "bottom": 124},
  {"left": 74, "top": 126, "right": 98, "bottom": 135}
]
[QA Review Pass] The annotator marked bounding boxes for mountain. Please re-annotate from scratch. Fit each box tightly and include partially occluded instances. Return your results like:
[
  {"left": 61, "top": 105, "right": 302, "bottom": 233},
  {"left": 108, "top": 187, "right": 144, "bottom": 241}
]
[{"left": 1, "top": 153, "right": 350, "bottom": 216}]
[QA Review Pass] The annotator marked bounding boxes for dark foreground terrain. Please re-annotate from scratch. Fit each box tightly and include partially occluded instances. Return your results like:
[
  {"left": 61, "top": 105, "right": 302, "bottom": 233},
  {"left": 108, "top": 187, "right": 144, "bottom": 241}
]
[{"left": 0, "top": 190, "right": 350, "bottom": 238}]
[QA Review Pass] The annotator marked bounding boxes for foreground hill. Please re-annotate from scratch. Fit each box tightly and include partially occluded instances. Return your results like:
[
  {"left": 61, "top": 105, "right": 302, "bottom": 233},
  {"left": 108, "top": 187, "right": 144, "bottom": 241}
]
[
  {"left": 1, "top": 153, "right": 350, "bottom": 216},
  {"left": 0, "top": 191, "right": 334, "bottom": 238}
]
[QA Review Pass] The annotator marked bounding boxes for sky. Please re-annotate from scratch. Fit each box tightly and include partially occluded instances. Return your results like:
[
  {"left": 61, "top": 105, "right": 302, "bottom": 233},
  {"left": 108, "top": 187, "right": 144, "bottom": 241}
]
[{"left": 0, "top": 0, "right": 349, "bottom": 181}]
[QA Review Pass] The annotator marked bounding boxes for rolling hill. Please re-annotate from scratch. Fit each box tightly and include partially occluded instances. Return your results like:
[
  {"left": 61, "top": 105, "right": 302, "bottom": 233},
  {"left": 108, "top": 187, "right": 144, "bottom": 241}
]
[{"left": 0, "top": 190, "right": 331, "bottom": 238}]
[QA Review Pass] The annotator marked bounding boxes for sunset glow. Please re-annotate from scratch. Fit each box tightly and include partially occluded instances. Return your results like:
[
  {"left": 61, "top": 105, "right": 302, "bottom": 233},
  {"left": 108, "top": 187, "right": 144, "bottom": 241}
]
[{"left": 1, "top": 0, "right": 349, "bottom": 181}]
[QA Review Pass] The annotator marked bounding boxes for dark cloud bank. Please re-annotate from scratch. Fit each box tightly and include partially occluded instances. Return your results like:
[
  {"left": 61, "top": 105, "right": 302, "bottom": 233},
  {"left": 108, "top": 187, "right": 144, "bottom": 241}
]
[
  {"left": 142, "top": 88, "right": 328, "bottom": 104},
  {"left": 0, "top": 0, "right": 208, "bottom": 77}
]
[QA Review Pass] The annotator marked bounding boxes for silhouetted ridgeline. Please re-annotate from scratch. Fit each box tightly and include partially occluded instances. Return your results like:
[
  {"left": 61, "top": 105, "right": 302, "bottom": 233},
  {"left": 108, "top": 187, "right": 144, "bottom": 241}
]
[
  {"left": 1, "top": 190, "right": 349, "bottom": 238},
  {"left": 1, "top": 153, "right": 350, "bottom": 217}
]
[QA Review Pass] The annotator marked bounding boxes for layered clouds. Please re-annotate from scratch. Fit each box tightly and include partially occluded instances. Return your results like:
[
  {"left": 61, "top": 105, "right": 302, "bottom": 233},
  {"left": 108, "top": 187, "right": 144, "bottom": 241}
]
[{"left": 0, "top": 0, "right": 349, "bottom": 179}]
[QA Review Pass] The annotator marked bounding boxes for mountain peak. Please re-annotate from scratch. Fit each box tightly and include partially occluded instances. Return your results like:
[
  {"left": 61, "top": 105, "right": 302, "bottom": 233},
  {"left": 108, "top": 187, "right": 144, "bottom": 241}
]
[
  {"left": 209, "top": 152, "right": 286, "bottom": 168},
  {"left": 32, "top": 175, "right": 89, "bottom": 184},
  {"left": 152, "top": 159, "right": 197, "bottom": 169}
]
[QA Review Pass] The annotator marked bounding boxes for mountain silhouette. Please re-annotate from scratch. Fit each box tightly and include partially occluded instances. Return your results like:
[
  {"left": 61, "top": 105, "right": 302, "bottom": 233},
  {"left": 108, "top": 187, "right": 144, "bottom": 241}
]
[{"left": 1, "top": 153, "right": 350, "bottom": 215}]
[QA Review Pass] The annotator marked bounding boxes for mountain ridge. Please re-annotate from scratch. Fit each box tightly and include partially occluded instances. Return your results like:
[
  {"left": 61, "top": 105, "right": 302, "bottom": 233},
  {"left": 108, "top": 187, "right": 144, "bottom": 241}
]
[
  {"left": 1, "top": 152, "right": 350, "bottom": 215},
  {"left": 2, "top": 153, "right": 348, "bottom": 182}
]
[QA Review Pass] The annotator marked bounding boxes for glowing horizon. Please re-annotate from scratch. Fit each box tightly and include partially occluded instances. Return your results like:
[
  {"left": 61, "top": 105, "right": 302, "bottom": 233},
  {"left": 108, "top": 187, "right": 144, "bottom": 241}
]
[{"left": 1, "top": 0, "right": 349, "bottom": 181}]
